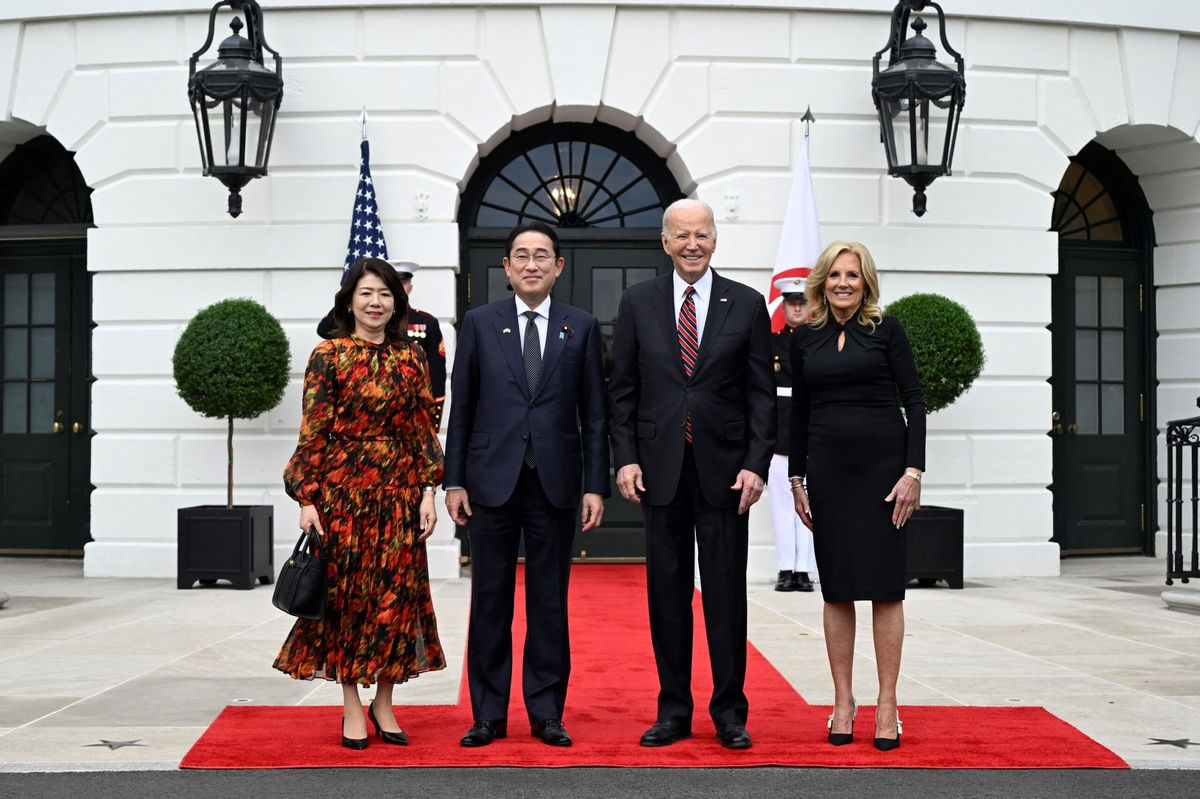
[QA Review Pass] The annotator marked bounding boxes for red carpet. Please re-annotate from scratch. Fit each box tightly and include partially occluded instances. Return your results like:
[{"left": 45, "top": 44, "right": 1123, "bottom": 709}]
[{"left": 181, "top": 565, "right": 1126, "bottom": 769}]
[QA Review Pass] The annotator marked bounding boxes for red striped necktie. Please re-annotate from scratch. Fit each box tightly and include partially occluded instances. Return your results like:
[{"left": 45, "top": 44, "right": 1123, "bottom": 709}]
[{"left": 678, "top": 286, "right": 698, "bottom": 441}]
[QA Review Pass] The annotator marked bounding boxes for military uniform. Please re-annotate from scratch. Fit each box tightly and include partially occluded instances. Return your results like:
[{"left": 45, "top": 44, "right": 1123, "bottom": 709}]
[
  {"left": 768, "top": 280, "right": 816, "bottom": 592},
  {"left": 403, "top": 306, "right": 446, "bottom": 428}
]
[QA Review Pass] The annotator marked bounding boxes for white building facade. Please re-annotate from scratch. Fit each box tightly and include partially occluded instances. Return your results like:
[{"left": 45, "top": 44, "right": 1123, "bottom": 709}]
[{"left": 1, "top": 0, "right": 1198, "bottom": 583}]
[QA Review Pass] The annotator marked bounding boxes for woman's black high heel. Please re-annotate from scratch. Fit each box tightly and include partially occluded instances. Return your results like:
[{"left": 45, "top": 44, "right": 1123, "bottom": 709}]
[
  {"left": 368, "top": 702, "right": 409, "bottom": 745},
  {"left": 827, "top": 699, "right": 857, "bottom": 746},
  {"left": 874, "top": 717, "right": 902, "bottom": 751},
  {"left": 342, "top": 716, "right": 369, "bottom": 750}
]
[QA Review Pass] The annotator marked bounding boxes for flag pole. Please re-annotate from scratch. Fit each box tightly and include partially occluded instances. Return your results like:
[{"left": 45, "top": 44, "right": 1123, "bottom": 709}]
[
  {"left": 801, "top": 105, "right": 815, "bottom": 139},
  {"left": 360, "top": 107, "right": 368, "bottom": 141}
]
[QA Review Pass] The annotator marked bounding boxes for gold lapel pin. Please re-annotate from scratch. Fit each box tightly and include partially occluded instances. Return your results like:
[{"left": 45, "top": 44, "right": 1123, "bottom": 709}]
[{"left": 719, "top": 297, "right": 728, "bottom": 302}]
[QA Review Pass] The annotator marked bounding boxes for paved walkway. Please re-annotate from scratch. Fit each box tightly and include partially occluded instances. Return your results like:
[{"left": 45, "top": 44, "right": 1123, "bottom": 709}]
[{"left": 1, "top": 554, "right": 1198, "bottom": 772}]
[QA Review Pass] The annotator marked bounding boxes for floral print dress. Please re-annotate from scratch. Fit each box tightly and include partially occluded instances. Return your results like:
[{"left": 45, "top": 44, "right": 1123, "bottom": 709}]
[{"left": 274, "top": 335, "right": 446, "bottom": 686}]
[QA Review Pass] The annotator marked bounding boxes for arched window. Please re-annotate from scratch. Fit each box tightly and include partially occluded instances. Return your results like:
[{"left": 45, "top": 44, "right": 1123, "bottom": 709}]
[
  {"left": 462, "top": 122, "right": 680, "bottom": 229},
  {"left": 0, "top": 135, "right": 93, "bottom": 226}
]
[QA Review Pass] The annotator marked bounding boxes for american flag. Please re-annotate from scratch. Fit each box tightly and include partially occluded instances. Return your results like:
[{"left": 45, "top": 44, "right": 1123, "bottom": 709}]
[{"left": 343, "top": 138, "right": 388, "bottom": 275}]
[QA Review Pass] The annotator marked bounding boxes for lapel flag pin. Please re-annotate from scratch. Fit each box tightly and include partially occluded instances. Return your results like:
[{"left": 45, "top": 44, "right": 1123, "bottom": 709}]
[
  {"left": 502, "top": 328, "right": 511, "bottom": 334},
  {"left": 719, "top": 297, "right": 728, "bottom": 302}
]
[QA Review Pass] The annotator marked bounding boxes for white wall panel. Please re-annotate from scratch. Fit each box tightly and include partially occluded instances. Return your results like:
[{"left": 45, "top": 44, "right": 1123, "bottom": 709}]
[
  {"left": 540, "top": 6, "right": 614, "bottom": 107},
  {"left": 441, "top": 61, "right": 513, "bottom": 141},
  {"left": 1038, "top": 76, "right": 1098, "bottom": 155},
  {"left": 479, "top": 8, "right": 553, "bottom": 115},
  {"left": 363, "top": 7, "right": 478, "bottom": 59},
  {"left": 10, "top": 21, "right": 74, "bottom": 126},
  {"left": 1122, "top": 29, "right": 1179, "bottom": 127},
  {"left": 709, "top": 64, "right": 871, "bottom": 118},
  {"left": 967, "top": 19, "right": 1068, "bottom": 72},
  {"left": 673, "top": 9, "right": 790, "bottom": 60},
  {"left": 640, "top": 62, "right": 710, "bottom": 144},
  {"left": 962, "top": 73, "right": 1038, "bottom": 125},
  {"left": 1070, "top": 28, "right": 1130, "bottom": 133},
  {"left": 272, "top": 8, "right": 360, "bottom": 60},
  {"left": 0, "top": 23, "right": 21, "bottom": 118},
  {"left": 77, "top": 14, "right": 179, "bottom": 66},
  {"left": 46, "top": 71, "right": 108, "bottom": 151},
  {"left": 601, "top": 9, "right": 670, "bottom": 117},
  {"left": 90, "top": 435, "right": 179, "bottom": 486}
]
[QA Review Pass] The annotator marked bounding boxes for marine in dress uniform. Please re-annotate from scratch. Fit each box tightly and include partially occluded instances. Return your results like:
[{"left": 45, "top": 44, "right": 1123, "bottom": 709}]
[
  {"left": 318, "top": 261, "right": 447, "bottom": 429},
  {"left": 769, "top": 277, "right": 817, "bottom": 592}
]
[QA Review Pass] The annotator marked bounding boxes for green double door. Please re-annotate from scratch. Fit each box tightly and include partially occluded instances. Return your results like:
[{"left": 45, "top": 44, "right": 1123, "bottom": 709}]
[
  {"left": 0, "top": 239, "right": 91, "bottom": 554},
  {"left": 461, "top": 237, "right": 670, "bottom": 559},
  {"left": 1050, "top": 249, "right": 1148, "bottom": 553}
]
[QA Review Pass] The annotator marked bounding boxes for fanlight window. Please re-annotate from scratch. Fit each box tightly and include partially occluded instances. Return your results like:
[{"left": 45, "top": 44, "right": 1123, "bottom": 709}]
[
  {"left": 475, "top": 138, "right": 668, "bottom": 229},
  {"left": 0, "top": 135, "right": 93, "bottom": 226},
  {"left": 1051, "top": 160, "right": 1125, "bottom": 243}
]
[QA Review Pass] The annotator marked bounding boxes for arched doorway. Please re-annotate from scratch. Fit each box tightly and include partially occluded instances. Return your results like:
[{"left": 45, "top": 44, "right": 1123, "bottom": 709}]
[
  {"left": 0, "top": 134, "right": 94, "bottom": 554},
  {"left": 458, "top": 121, "right": 684, "bottom": 559},
  {"left": 1049, "top": 142, "right": 1155, "bottom": 554}
]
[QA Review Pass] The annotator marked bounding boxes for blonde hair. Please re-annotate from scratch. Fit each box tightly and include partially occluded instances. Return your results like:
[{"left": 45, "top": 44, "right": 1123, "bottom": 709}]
[{"left": 805, "top": 240, "right": 884, "bottom": 331}]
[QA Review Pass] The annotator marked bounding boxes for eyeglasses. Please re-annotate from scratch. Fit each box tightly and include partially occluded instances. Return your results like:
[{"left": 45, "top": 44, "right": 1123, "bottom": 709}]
[{"left": 510, "top": 252, "right": 554, "bottom": 266}]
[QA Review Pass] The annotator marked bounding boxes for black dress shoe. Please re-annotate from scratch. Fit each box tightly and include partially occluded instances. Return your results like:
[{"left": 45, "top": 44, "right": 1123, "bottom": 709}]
[
  {"left": 460, "top": 719, "right": 507, "bottom": 747},
  {"left": 639, "top": 719, "right": 692, "bottom": 747},
  {"left": 368, "top": 702, "right": 409, "bottom": 745},
  {"left": 341, "top": 717, "right": 368, "bottom": 750},
  {"left": 715, "top": 723, "right": 752, "bottom": 750},
  {"left": 774, "top": 570, "right": 795, "bottom": 592},
  {"left": 530, "top": 719, "right": 572, "bottom": 747},
  {"left": 793, "top": 571, "right": 814, "bottom": 592},
  {"left": 874, "top": 718, "right": 902, "bottom": 751}
]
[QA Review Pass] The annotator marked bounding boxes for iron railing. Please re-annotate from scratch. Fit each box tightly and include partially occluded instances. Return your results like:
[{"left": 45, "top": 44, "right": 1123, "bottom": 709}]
[{"left": 1165, "top": 399, "right": 1200, "bottom": 585}]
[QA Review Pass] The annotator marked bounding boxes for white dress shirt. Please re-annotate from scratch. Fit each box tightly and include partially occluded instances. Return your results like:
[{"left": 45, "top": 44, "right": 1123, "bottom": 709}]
[
  {"left": 516, "top": 295, "right": 551, "bottom": 357},
  {"left": 672, "top": 267, "right": 713, "bottom": 348}
]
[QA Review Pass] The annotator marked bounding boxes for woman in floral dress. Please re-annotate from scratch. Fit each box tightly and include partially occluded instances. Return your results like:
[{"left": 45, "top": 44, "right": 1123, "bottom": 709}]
[{"left": 274, "top": 257, "right": 446, "bottom": 749}]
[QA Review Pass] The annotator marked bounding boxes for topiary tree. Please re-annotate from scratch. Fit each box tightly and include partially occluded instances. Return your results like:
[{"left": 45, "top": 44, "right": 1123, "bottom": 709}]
[
  {"left": 885, "top": 293, "right": 985, "bottom": 414},
  {"left": 173, "top": 298, "right": 290, "bottom": 508}
]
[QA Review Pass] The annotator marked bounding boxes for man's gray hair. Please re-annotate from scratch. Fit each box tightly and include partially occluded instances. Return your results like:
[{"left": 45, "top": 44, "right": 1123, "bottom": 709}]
[{"left": 661, "top": 198, "right": 718, "bottom": 238}]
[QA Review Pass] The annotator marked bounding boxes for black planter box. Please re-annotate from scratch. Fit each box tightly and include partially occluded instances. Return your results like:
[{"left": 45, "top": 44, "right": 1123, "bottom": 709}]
[
  {"left": 905, "top": 505, "right": 963, "bottom": 589},
  {"left": 177, "top": 505, "right": 274, "bottom": 590}
]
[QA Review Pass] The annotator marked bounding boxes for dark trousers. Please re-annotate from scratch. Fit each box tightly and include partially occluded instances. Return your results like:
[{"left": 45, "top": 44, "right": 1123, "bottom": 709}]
[
  {"left": 466, "top": 465, "right": 576, "bottom": 724},
  {"left": 643, "top": 446, "right": 749, "bottom": 728}
]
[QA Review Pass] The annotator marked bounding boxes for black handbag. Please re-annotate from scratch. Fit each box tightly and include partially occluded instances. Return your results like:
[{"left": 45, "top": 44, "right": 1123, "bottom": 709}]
[{"left": 272, "top": 526, "right": 328, "bottom": 620}]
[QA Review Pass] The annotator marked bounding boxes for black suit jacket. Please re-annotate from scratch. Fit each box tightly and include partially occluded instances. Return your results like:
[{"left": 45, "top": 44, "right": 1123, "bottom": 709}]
[
  {"left": 444, "top": 298, "right": 610, "bottom": 509},
  {"left": 609, "top": 269, "right": 776, "bottom": 507}
]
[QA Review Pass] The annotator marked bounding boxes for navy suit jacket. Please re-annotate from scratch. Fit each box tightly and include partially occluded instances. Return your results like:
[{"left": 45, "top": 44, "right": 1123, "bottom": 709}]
[
  {"left": 608, "top": 269, "right": 776, "bottom": 508},
  {"left": 444, "top": 298, "right": 610, "bottom": 509}
]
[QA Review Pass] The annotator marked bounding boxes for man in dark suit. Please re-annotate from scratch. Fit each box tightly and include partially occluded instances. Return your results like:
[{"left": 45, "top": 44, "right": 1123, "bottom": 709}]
[
  {"left": 444, "top": 221, "right": 609, "bottom": 748},
  {"left": 609, "top": 199, "right": 775, "bottom": 750}
]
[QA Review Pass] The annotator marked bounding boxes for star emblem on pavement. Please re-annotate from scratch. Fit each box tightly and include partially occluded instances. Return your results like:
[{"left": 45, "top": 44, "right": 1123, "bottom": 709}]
[
  {"left": 84, "top": 739, "right": 146, "bottom": 750},
  {"left": 1147, "top": 737, "right": 1196, "bottom": 749}
]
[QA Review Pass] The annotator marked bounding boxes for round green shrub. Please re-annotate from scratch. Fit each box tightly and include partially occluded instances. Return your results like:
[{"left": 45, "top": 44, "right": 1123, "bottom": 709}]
[
  {"left": 885, "top": 293, "right": 985, "bottom": 414},
  {"left": 173, "top": 298, "right": 289, "bottom": 420}
]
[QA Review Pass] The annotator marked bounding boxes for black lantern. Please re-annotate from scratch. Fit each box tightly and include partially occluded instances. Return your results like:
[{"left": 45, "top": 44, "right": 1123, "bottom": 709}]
[
  {"left": 188, "top": 1, "right": 283, "bottom": 218},
  {"left": 870, "top": 1, "right": 965, "bottom": 217}
]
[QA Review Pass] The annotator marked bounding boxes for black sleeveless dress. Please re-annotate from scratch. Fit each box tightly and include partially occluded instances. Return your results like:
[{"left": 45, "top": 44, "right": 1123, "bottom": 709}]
[{"left": 788, "top": 315, "right": 925, "bottom": 601}]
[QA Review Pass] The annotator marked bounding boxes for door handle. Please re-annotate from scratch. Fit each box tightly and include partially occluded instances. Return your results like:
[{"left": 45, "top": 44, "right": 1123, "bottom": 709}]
[
  {"left": 72, "top": 422, "right": 83, "bottom": 434},
  {"left": 1049, "top": 424, "right": 1063, "bottom": 436},
  {"left": 53, "top": 422, "right": 64, "bottom": 434},
  {"left": 1067, "top": 423, "right": 1078, "bottom": 435}
]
